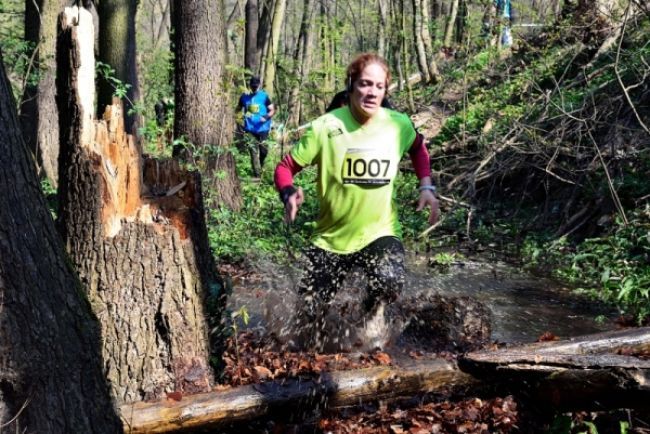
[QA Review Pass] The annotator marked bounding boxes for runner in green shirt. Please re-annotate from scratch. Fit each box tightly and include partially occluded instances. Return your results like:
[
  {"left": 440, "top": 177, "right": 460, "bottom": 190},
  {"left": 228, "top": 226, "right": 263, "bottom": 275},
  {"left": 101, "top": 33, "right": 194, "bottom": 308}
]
[{"left": 274, "top": 53, "right": 439, "bottom": 349}]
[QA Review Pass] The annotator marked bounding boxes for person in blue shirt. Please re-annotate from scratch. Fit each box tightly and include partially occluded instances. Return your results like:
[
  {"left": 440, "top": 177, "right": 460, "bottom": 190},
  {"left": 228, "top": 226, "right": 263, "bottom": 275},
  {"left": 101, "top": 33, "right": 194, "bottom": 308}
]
[{"left": 237, "top": 76, "right": 276, "bottom": 177}]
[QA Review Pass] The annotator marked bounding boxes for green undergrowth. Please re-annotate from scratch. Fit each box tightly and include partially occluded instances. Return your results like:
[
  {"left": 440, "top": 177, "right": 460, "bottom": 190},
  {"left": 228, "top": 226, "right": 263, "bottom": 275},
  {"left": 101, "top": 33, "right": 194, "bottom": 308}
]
[
  {"left": 206, "top": 145, "right": 316, "bottom": 263},
  {"left": 522, "top": 206, "right": 650, "bottom": 323},
  {"left": 431, "top": 42, "right": 578, "bottom": 149}
]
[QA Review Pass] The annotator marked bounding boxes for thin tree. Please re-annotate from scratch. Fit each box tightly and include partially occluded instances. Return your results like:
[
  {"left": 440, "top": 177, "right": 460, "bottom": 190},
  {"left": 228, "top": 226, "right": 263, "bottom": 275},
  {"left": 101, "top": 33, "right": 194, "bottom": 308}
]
[
  {"left": 245, "top": 0, "right": 259, "bottom": 73},
  {"left": 257, "top": 0, "right": 273, "bottom": 77},
  {"left": 97, "top": 0, "right": 141, "bottom": 135},
  {"left": 442, "top": 0, "right": 459, "bottom": 47},
  {"left": 19, "top": 0, "right": 67, "bottom": 186},
  {"left": 172, "top": 0, "right": 242, "bottom": 210},
  {"left": 413, "top": 0, "right": 431, "bottom": 82},
  {"left": 286, "top": 0, "right": 314, "bottom": 127},
  {"left": 420, "top": 0, "right": 440, "bottom": 82},
  {"left": 377, "top": 0, "right": 389, "bottom": 57},
  {"left": 262, "top": 0, "right": 287, "bottom": 98},
  {"left": 454, "top": 0, "right": 467, "bottom": 45},
  {"left": 0, "top": 43, "right": 122, "bottom": 433}
]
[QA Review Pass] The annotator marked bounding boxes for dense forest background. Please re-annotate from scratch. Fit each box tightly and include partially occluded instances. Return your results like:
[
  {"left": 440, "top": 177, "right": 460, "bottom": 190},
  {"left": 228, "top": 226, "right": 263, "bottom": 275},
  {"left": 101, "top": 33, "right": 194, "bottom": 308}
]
[{"left": 0, "top": 0, "right": 649, "bottom": 431}]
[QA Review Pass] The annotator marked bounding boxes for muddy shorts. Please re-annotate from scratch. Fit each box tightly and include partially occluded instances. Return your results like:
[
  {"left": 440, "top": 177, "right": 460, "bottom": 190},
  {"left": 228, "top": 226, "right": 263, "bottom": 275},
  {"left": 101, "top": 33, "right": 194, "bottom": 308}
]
[{"left": 298, "top": 236, "right": 405, "bottom": 317}]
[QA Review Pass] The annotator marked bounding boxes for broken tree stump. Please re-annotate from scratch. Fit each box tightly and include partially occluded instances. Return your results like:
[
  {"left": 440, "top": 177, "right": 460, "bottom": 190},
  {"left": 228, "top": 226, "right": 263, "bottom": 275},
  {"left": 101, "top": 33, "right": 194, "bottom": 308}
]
[
  {"left": 459, "top": 327, "right": 650, "bottom": 411},
  {"left": 56, "top": 6, "right": 222, "bottom": 403},
  {"left": 120, "top": 358, "right": 476, "bottom": 433}
]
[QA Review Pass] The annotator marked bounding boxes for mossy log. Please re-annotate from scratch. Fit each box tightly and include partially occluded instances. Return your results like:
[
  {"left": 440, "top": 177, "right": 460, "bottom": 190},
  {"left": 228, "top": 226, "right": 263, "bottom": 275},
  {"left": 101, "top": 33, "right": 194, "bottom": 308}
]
[{"left": 120, "top": 359, "right": 476, "bottom": 433}]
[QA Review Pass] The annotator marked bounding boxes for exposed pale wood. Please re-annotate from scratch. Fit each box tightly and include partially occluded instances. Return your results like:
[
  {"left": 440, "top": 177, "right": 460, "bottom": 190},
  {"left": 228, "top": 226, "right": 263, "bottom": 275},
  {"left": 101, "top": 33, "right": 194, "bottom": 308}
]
[
  {"left": 57, "top": 6, "right": 220, "bottom": 403},
  {"left": 509, "top": 327, "right": 650, "bottom": 355},
  {"left": 120, "top": 359, "right": 476, "bottom": 433},
  {"left": 459, "top": 327, "right": 650, "bottom": 411},
  {"left": 463, "top": 351, "right": 650, "bottom": 370}
]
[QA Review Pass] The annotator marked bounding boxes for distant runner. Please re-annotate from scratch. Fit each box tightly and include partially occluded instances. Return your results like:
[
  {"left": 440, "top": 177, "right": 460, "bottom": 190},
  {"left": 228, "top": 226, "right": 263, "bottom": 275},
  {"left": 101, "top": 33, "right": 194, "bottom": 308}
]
[
  {"left": 237, "top": 76, "right": 276, "bottom": 177},
  {"left": 274, "top": 53, "right": 439, "bottom": 349}
]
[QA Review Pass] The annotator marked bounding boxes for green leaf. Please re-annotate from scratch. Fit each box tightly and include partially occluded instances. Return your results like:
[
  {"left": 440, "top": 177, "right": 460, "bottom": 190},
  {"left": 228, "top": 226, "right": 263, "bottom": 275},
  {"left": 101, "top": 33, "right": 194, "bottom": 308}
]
[
  {"left": 549, "top": 415, "right": 572, "bottom": 434},
  {"left": 620, "top": 421, "right": 629, "bottom": 434}
]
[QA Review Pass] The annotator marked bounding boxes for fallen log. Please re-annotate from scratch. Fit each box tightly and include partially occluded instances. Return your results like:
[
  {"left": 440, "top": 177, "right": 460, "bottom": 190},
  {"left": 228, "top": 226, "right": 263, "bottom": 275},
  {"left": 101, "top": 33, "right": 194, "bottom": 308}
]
[
  {"left": 120, "top": 359, "right": 477, "bottom": 433},
  {"left": 459, "top": 327, "right": 650, "bottom": 411}
]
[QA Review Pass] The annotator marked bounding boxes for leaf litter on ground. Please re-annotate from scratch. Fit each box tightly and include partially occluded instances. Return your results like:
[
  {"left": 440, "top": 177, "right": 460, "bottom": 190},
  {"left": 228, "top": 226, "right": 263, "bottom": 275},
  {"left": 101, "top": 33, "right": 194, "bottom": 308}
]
[{"left": 217, "top": 329, "right": 520, "bottom": 433}]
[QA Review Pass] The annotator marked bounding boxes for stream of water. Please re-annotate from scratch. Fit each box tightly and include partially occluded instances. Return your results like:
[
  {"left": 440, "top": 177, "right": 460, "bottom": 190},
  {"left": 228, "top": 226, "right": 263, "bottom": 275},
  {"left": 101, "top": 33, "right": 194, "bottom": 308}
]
[{"left": 226, "top": 252, "right": 617, "bottom": 351}]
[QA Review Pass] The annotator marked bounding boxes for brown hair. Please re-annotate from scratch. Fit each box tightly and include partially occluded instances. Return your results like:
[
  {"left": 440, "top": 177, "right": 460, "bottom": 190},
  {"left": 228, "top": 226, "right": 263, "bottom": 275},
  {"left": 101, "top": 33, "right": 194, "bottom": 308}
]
[{"left": 346, "top": 53, "right": 391, "bottom": 91}]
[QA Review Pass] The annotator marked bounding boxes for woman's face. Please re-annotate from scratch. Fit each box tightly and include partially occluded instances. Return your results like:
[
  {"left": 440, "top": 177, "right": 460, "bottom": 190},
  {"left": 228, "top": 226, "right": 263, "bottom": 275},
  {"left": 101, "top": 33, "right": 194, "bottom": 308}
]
[{"left": 348, "top": 63, "right": 387, "bottom": 123}]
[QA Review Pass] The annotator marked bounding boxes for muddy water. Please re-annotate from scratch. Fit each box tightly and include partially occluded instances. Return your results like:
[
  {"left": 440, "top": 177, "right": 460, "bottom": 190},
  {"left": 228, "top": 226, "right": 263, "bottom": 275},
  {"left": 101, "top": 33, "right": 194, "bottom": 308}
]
[{"left": 226, "top": 253, "right": 617, "bottom": 350}]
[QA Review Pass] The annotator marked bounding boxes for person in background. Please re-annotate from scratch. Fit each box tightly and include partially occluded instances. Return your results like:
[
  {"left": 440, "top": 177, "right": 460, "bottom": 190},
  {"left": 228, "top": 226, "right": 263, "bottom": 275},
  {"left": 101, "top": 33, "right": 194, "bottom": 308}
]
[
  {"left": 274, "top": 53, "right": 439, "bottom": 349},
  {"left": 237, "top": 76, "right": 276, "bottom": 177},
  {"left": 496, "top": 0, "right": 514, "bottom": 47}
]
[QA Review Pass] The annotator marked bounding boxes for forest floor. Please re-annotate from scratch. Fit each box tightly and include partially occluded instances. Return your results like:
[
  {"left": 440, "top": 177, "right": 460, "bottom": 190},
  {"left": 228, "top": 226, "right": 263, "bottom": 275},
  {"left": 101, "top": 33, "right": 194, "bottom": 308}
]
[{"left": 212, "top": 259, "right": 650, "bottom": 434}]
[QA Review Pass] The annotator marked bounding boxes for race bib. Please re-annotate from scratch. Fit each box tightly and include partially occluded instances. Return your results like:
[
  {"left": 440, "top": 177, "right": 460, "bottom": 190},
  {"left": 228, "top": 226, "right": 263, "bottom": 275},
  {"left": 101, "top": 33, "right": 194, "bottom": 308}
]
[{"left": 341, "top": 148, "right": 395, "bottom": 185}]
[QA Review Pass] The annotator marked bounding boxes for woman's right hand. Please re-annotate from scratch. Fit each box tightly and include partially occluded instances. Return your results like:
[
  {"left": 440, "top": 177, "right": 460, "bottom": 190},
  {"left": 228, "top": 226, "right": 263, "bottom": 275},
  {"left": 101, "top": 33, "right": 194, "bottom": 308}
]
[{"left": 284, "top": 187, "right": 304, "bottom": 223}]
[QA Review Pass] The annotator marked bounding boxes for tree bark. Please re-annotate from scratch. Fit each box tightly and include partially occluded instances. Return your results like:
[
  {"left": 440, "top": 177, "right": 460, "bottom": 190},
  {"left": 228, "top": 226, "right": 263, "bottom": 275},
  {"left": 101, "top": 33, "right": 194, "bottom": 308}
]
[
  {"left": 413, "top": 0, "right": 431, "bottom": 83},
  {"left": 121, "top": 359, "right": 475, "bottom": 433},
  {"left": 442, "top": 0, "right": 458, "bottom": 47},
  {"left": 57, "top": 6, "right": 223, "bottom": 404},
  {"left": 97, "top": 0, "right": 141, "bottom": 135},
  {"left": 286, "top": 0, "right": 314, "bottom": 128},
  {"left": 431, "top": 0, "right": 442, "bottom": 19},
  {"left": 400, "top": 0, "right": 415, "bottom": 112},
  {"left": 172, "top": 0, "right": 242, "bottom": 210},
  {"left": 244, "top": 0, "right": 259, "bottom": 73},
  {"left": 454, "top": 0, "right": 467, "bottom": 45},
  {"left": 256, "top": 0, "right": 272, "bottom": 77},
  {"left": 0, "top": 22, "right": 123, "bottom": 434},
  {"left": 420, "top": 0, "right": 441, "bottom": 82},
  {"left": 19, "top": 0, "right": 66, "bottom": 187},
  {"left": 377, "top": 0, "right": 388, "bottom": 57},
  {"left": 262, "top": 0, "right": 287, "bottom": 98}
]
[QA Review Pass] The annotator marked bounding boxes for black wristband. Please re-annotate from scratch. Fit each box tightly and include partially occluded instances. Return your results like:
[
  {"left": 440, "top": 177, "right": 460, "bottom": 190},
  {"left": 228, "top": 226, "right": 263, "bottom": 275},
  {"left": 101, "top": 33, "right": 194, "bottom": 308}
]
[{"left": 279, "top": 186, "right": 297, "bottom": 204}]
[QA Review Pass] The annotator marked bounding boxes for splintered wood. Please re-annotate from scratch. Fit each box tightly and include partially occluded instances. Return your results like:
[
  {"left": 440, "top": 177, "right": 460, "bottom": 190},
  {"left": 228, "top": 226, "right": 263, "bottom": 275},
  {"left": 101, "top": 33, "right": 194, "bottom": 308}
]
[{"left": 58, "top": 6, "right": 218, "bottom": 404}]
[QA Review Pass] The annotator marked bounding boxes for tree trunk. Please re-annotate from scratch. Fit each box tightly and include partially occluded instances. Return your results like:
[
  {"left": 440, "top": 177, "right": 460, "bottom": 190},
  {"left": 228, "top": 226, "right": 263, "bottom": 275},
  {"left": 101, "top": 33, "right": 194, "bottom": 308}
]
[
  {"left": 420, "top": 0, "right": 440, "bottom": 82},
  {"left": 121, "top": 359, "right": 475, "bottom": 433},
  {"left": 244, "top": 0, "right": 259, "bottom": 73},
  {"left": 286, "top": 0, "right": 314, "bottom": 128},
  {"left": 412, "top": 0, "right": 431, "bottom": 82},
  {"left": 454, "top": 0, "right": 467, "bottom": 45},
  {"left": 0, "top": 22, "right": 122, "bottom": 434},
  {"left": 97, "top": 0, "right": 141, "bottom": 135},
  {"left": 57, "top": 6, "right": 223, "bottom": 404},
  {"left": 19, "top": 0, "right": 66, "bottom": 187},
  {"left": 256, "top": 0, "right": 272, "bottom": 77},
  {"left": 262, "top": 0, "right": 286, "bottom": 98},
  {"left": 172, "top": 0, "right": 242, "bottom": 210},
  {"left": 400, "top": 0, "right": 416, "bottom": 112},
  {"left": 442, "top": 0, "right": 458, "bottom": 47},
  {"left": 377, "top": 0, "right": 388, "bottom": 57},
  {"left": 391, "top": 0, "right": 405, "bottom": 91},
  {"left": 432, "top": 0, "right": 442, "bottom": 18}
]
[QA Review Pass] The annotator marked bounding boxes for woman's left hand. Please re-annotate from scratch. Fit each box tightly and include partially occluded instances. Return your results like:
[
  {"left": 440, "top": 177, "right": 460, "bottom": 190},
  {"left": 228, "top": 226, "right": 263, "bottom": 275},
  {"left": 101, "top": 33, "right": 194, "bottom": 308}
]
[{"left": 416, "top": 190, "right": 439, "bottom": 225}]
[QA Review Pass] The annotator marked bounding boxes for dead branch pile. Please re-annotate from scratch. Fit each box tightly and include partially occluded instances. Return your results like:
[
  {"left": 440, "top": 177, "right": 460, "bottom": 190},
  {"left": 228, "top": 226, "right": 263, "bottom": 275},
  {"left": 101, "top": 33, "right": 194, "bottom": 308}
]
[{"left": 430, "top": 7, "right": 650, "bottom": 240}]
